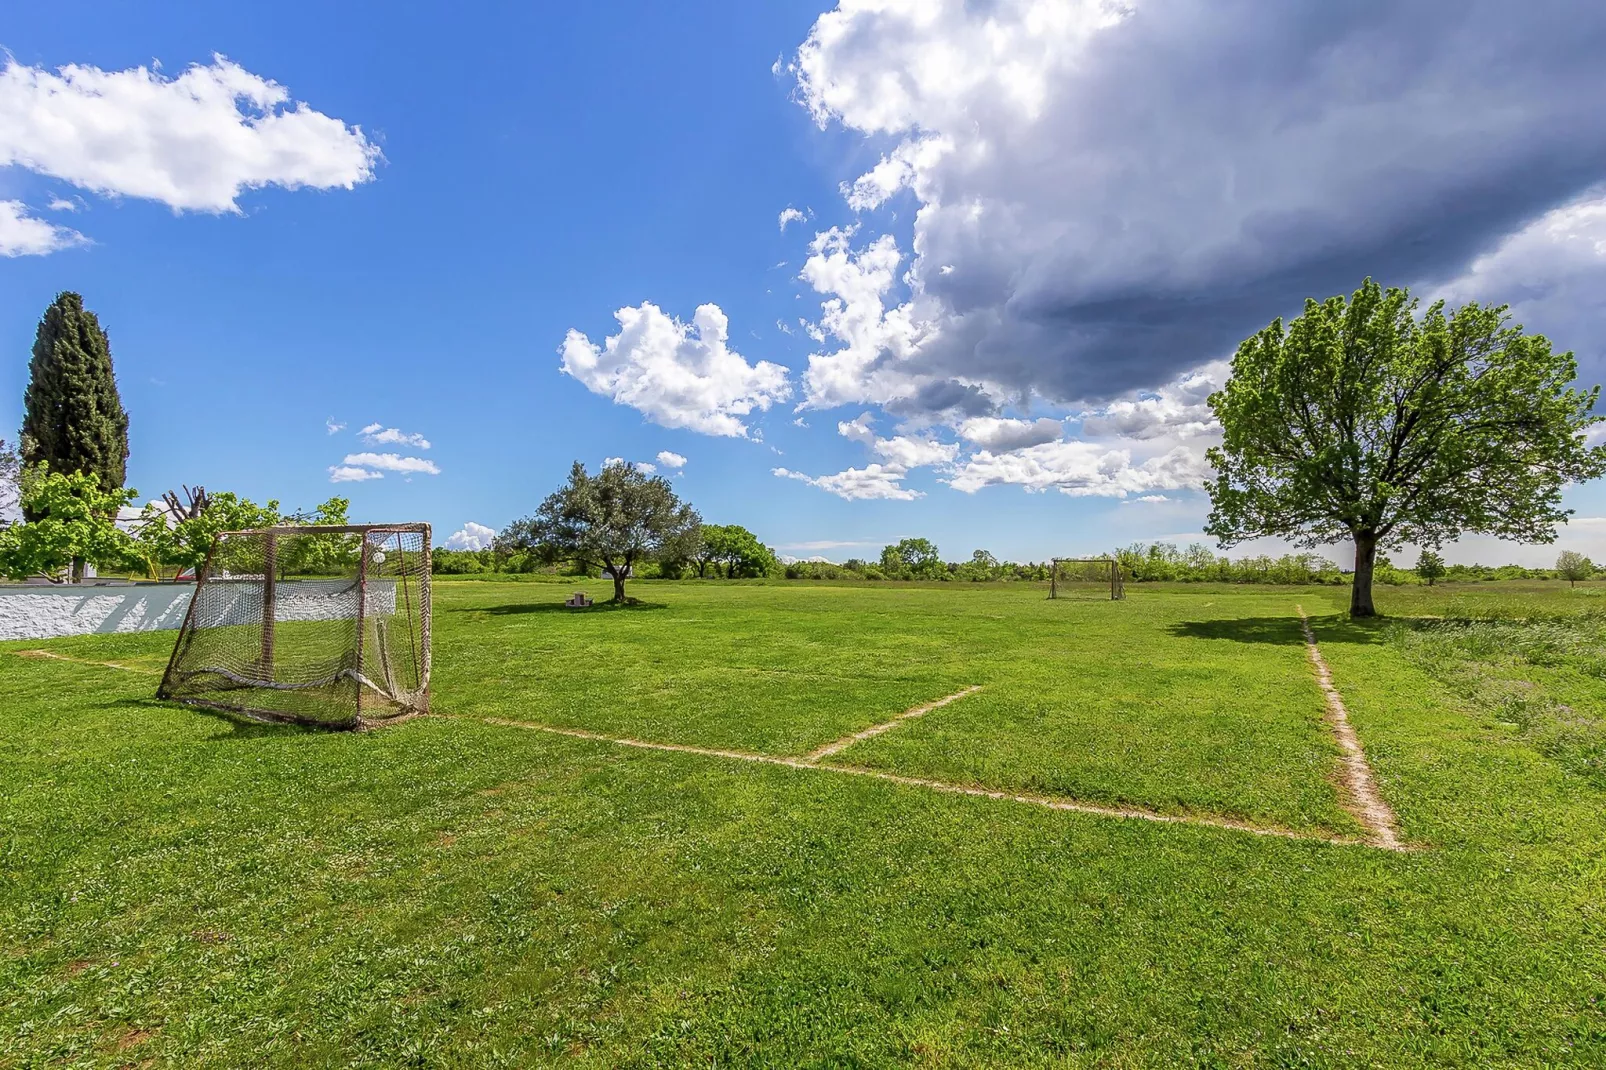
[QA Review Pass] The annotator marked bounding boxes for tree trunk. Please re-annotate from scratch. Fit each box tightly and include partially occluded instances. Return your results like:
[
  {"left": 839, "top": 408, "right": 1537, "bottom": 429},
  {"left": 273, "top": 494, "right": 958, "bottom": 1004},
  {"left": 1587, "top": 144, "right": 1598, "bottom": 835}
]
[
  {"left": 610, "top": 568, "right": 627, "bottom": 602},
  {"left": 1350, "top": 532, "right": 1378, "bottom": 617}
]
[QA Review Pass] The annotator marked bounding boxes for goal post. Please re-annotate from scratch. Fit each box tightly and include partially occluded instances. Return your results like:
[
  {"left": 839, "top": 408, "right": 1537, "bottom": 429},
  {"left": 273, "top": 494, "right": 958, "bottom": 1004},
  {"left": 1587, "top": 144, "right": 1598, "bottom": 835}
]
[
  {"left": 1048, "top": 556, "right": 1124, "bottom": 600},
  {"left": 157, "top": 523, "right": 432, "bottom": 729}
]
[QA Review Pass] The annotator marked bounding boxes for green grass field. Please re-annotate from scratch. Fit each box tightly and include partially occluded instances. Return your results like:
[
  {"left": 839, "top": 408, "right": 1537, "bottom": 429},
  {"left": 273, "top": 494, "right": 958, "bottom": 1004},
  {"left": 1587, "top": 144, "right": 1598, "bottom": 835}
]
[{"left": 3, "top": 579, "right": 1604, "bottom": 1067}]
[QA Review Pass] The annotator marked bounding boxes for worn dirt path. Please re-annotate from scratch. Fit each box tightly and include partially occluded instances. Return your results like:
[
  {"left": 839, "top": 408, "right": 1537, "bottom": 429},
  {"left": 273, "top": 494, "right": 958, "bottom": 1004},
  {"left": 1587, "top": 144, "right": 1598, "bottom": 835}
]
[{"left": 1295, "top": 606, "right": 1405, "bottom": 850}]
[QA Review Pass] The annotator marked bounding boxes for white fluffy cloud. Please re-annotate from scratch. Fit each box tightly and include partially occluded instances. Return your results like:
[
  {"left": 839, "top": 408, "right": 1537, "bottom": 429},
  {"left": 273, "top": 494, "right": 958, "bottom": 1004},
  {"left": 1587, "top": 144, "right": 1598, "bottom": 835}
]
[
  {"left": 774, "top": 463, "right": 921, "bottom": 501},
  {"left": 656, "top": 450, "right": 687, "bottom": 470},
  {"left": 341, "top": 452, "right": 440, "bottom": 475},
  {"left": 0, "top": 56, "right": 379, "bottom": 213},
  {"left": 325, "top": 418, "right": 346, "bottom": 435},
  {"left": 798, "top": 227, "right": 934, "bottom": 411},
  {"left": 561, "top": 302, "right": 791, "bottom": 438},
  {"left": 0, "top": 200, "right": 86, "bottom": 256},
  {"left": 328, "top": 464, "right": 382, "bottom": 483},
  {"left": 838, "top": 410, "right": 956, "bottom": 466},
  {"left": 957, "top": 416, "right": 1064, "bottom": 452},
  {"left": 1432, "top": 191, "right": 1606, "bottom": 378},
  {"left": 778, "top": 206, "right": 809, "bottom": 231},
  {"left": 1077, "top": 363, "right": 1225, "bottom": 441},
  {"left": 360, "top": 423, "right": 431, "bottom": 449},
  {"left": 948, "top": 442, "right": 1211, "bottom": 498},
  {"left": 604, "top": 456, "right": 658, "bottom": 475},
  {"left": 446, "top": 521, "right": 496, "bottom": 551}
]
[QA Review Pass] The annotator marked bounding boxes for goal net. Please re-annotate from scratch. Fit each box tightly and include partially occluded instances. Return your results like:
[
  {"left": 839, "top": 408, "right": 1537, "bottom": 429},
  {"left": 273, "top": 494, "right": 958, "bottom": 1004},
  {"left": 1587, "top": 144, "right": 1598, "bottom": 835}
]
[
  {"left": 1048, "top": 557, "right": 1124, "bottom": 600},
  {"left": 158, "top": 524, "right": 431, "bottom": 728}
]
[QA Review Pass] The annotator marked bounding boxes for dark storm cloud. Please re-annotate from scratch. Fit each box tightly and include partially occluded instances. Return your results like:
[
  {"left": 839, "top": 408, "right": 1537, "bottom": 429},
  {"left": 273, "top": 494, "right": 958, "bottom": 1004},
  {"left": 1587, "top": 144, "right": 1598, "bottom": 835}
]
[{"left": 799, "top": 0, "right": 1606, "bottom": 409}]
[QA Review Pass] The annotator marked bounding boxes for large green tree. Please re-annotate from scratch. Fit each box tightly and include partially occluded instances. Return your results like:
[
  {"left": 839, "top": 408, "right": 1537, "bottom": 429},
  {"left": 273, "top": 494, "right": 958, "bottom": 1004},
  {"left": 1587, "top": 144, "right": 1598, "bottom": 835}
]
[
  {"left": 0, "top": 467, "right": 140, "bottom": 581},
  {"left": 500, "top": 460, "right": 701, "bottom": 602},
  {"left": 1206, "top": 279, "right": 1606, "bottom": 616},
  {"left": 702, "top": 523, "right": 777, "bottom": 579},
  {"left": 21, "top": 293, "right": 129, "bottom": 507},
  {"left": 880, "top": 537, "right": 943, "bottom": 579}
]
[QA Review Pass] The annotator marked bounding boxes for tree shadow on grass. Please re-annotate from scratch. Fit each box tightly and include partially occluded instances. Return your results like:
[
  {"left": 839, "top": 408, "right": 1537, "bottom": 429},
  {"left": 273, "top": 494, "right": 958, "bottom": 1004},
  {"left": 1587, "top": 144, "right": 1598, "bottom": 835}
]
[
  {"left": 462, "top": 600, "right": 669, "bottom": 616},
  {"left": 1167, "top": 615, "right": 1391, "bottom": 645},
  {"left": 1167, "top": 618, "right": 1307, "bottom": 644},
  {"left": 1172, "top": 613, "right": 1450, "bottom": 645}
]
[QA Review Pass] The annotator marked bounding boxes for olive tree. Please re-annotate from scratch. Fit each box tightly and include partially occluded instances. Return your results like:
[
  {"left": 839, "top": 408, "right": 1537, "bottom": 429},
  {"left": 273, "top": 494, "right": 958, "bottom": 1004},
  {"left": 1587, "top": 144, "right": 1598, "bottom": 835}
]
[
  {"left": 501, "top": 460, "right": 700, "bottom": 602},
  {"left": 1207, "top": 279, "right": 1606, "bottom": 617}
]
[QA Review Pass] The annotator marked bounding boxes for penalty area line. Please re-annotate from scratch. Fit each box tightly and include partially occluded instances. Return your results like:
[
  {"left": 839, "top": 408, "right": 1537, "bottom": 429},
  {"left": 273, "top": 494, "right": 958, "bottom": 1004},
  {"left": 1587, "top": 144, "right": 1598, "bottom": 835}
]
[
  {"left": 451, "top": 713, "right": 1380, "bottom": 849},
  {"left": 802, "top": 685, "right": 984, "bottom": 762}
]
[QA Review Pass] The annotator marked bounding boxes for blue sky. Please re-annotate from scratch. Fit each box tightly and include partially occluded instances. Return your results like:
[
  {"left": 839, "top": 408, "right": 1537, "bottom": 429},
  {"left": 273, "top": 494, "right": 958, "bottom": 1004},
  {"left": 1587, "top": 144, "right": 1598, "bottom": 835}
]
[{"left": 4, "top": 0, "right": 1606, "bottom": 566}]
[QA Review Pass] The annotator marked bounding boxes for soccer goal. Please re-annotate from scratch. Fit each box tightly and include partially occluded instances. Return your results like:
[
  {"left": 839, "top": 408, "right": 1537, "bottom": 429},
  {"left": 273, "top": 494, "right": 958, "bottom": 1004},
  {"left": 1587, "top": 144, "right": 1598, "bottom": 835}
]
[
  {"left": 157, "top": 524, "right": 431, "bottom": 729},
  {"left": 1048, "top": 557, "right": 1125, "bottom": 600}
]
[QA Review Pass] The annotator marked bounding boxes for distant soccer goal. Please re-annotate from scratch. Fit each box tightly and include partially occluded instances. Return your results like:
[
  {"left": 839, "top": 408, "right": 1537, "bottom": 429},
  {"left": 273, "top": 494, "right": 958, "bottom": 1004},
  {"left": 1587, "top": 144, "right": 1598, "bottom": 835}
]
[
  {"left": 1048, "top": 557, "right": 1124, "bottom": 600},
  {"left": 157, "top": 524, "right": 431, "bottom": 729}
]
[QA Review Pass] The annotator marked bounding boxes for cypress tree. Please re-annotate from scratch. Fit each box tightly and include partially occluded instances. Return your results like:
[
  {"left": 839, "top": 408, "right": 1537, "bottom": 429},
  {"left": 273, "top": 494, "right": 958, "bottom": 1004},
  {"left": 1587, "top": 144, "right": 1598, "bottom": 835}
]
[{"left": 20, "top": 293, "right": 129, "bottom": 514}]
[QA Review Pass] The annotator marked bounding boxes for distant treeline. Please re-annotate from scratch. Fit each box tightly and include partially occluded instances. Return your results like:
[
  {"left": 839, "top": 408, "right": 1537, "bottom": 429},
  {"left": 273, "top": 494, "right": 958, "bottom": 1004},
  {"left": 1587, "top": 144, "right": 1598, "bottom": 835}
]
[{"left": 430, "top": 537, "right": 1581, "bottom": 586}]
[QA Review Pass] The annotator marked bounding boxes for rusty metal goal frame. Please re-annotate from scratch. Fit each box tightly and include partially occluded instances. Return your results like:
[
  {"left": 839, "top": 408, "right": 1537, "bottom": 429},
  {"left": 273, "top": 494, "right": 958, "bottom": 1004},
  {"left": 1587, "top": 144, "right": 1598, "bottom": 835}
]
[{"left": 157, "top": 523, "right": 432, "bottom": 729}]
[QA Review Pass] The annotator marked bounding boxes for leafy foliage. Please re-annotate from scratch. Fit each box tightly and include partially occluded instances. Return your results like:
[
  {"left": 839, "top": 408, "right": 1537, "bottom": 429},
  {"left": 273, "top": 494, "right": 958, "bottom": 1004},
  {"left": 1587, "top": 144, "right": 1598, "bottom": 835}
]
[
  {"left": 1206, "top": 278, "right": 1606, "bottom": 615},
  {"left": 699, "top": 524, "right": 778, "bottom": 579},
  {"left": 139, "top": 491, "right": 283, "bottom": 577},
  {"left": 0, "top": 466, "right": 140, "bottom": 580},
  {"left": 1555, "top": 550, "right": 1594, "bottom": 588},
  {"left": 1116, "top": 542, "right": 1344, "bottom": 585},
  {"left": 1415, "top": 549, "right": 1447, "bottom": 586},
  {"left": 20, "top": 292, "right": 130, "bottom": 502},
  {"left": 499, "top": 461, "right": 701, "bottom": 601},
  {"left": 880, "top": 537, "right": 944, "bottom": 579}
]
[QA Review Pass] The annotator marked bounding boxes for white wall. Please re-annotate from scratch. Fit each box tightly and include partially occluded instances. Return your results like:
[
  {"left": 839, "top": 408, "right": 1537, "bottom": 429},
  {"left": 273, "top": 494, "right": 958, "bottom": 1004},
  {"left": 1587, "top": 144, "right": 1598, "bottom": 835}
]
[
  {"left": 0, "top": 584, "right": 195, "bottom": 642},
  {"left": 0, "top": 579, "right": 398, "bottom": 642}
]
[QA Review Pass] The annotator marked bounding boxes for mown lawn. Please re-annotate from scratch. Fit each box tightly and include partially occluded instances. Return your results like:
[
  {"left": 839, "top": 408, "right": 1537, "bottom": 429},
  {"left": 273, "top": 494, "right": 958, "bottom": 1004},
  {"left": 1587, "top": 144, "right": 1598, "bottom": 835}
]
[{"left": 1, "top": 579, "right": 1603, "bottom": 1067}]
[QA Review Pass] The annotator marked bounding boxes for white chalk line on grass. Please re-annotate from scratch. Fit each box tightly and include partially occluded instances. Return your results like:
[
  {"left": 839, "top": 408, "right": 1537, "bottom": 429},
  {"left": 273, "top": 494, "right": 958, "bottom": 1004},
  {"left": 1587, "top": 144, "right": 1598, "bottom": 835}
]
[
  {"left": 19, "top": 644, "right": 1403, "bottom": 850},
  {"left": 1295, "top": 606, "right": 1405, "bottom": 850},
  {"left": 802, "top": 685, "right": 984, "bottom": 761},
  {"left": 456, "top": 713, "right": 1371, "bottom": 848},
  {"left": 14, "top": 649, "right": 159, "bottom": 674}
]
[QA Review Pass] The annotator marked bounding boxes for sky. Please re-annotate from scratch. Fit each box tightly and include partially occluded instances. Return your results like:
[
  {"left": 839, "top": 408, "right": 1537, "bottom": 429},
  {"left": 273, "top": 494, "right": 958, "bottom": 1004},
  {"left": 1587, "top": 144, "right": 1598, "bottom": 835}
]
[{"left": 3, "top": 0, "right": 1606, "bottom": 567}]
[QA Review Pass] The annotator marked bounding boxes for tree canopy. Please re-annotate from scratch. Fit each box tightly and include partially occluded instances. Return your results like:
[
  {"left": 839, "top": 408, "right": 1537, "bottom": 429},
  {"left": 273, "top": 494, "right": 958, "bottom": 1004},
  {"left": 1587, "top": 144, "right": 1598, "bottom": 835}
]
[
  {"left": 137, "top": 492, "right": 352, "bottom": 579},
  {"left": 21, "top": 293, "right": 129, "bottom": 504},
  {"left": 699, "top": 524, "right": 778, "bottom": 579},
  {"left": 500, "top": 461, "right": 701, "bottom": 602},
  {"left": 1555, "top": 550, "right": 1593, "bottom": 588},
  {"left": 1414, "top": 549, "right": 1446, "bottom": 586},
  {"left": 880, "top": 537, "right": 943, "bottom": 579},
  {"left": 1206, "top": 279, "right": 1606, "bottom": 616},
  {"left": 0, "top": 467, "right": 140, "bottom": 581}
]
